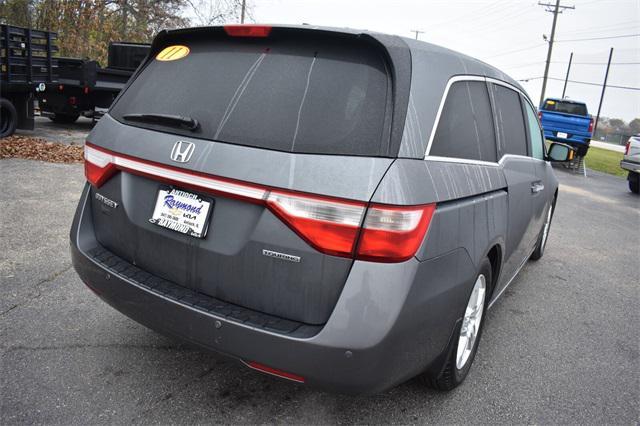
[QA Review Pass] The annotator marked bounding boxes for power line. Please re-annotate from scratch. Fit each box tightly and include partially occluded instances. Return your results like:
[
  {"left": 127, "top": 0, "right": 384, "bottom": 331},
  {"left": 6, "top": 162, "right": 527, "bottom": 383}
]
[
  {"left": 485, "top": 43, "right": 547, "bottom": 58},
  {"left": 558, "top": 20, "right": 640, "bottom": 36},
  {"left": 502, "top": 60, "right": 640, "bottom": 68},
  {"left": 517, "top": 76, "right": 640, "bottom": 91},
  {"left": 555, "top": 61, "right": 640, "bottom": 65},
  {"left": 556, "top": 33, "right": 640, "bottom": 42},
  {"left": 502, "top": 61, "right": 545, "bottom": 69}
]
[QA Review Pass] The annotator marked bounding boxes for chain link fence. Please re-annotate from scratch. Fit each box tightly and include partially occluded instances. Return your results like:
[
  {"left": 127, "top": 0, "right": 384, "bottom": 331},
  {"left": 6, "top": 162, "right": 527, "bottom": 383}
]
[{"left": 593, "top": 131, "right": 633, "bottom": 146}]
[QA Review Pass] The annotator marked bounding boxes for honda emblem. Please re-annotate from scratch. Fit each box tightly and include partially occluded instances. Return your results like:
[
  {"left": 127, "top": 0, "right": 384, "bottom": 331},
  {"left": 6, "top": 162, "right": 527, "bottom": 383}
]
[{"left": 170, "top": 141, "right": 195, "bottom": 163}]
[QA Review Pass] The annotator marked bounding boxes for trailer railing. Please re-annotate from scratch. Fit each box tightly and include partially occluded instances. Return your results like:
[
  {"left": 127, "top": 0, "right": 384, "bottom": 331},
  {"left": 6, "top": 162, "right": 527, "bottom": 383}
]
[{"left": 1, "top": 24, "right": 59, "bottom": 85}]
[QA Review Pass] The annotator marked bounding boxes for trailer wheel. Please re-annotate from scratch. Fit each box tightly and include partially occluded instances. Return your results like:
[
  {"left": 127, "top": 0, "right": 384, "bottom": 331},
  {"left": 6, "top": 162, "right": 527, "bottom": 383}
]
[
  {"left": 49, "top": 113, "right": 80, "bottom": 124},
  {"left": 0, "top": 98, "right": 18, "bottom": 138}
]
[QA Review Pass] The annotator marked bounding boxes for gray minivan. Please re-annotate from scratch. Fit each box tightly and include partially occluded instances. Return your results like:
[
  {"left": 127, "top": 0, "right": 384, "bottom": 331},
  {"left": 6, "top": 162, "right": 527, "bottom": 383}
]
[{"left": 70, "top": 24, "right": 573, "bottom": 394}]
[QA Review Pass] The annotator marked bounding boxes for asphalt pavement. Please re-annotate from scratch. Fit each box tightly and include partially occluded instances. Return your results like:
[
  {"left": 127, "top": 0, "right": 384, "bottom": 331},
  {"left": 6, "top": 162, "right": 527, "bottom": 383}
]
[
  {"left": 15, "top": 116, "right": 94, "bottom": 145},
  {"left": 1, "top": 159, "right": 638, "bottom": 425}
]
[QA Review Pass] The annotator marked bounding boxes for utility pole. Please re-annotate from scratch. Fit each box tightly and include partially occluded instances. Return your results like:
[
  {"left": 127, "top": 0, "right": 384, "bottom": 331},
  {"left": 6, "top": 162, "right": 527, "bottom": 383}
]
[
  {"left": 538, "top": 0, "right": 575, "bottom": 106},
  {"left": 241, "top": 0, "right": 246, "bottom": 24},
  {"left": 593, "top": 47, "right": 614, "bottom": 137},
  {"left": 410, "top": 30, "right": 425, "bottom": 40},
  {"left": 562, "top": 52, "right": 573, "bottom": 98}
]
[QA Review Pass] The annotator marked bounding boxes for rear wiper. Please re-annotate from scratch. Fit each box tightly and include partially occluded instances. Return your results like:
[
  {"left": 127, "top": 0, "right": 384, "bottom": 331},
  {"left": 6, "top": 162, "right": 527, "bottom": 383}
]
[{"left": 122, "top": 113, "right": 199, "bottom": 131}]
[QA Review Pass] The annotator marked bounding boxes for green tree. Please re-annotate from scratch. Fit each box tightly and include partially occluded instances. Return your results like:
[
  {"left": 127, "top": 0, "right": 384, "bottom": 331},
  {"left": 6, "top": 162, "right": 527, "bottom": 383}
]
[
  {"left": 629, "top": 118, "right": 640, "bottom": 135},
  {"left": 608, "top": 118, "right": 626, "bottom": 132}
]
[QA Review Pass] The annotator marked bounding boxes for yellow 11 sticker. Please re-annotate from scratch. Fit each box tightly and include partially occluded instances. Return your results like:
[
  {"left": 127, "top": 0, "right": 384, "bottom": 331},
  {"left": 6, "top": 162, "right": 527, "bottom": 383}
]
[{"left": 156, "top": 45, "right": 190, "bottom": 62}]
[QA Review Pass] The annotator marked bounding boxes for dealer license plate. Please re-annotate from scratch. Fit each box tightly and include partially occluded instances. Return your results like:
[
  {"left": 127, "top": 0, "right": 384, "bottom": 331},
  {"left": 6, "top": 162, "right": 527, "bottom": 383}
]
[{"left": 149, "top": 188, "right": 212, "bottom": 238}]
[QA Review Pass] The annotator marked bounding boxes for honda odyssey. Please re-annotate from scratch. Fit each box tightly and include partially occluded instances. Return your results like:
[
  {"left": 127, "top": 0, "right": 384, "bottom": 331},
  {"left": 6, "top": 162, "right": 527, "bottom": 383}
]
[{"left": 71, "top": 24, "right": 573, "bottom": 394}]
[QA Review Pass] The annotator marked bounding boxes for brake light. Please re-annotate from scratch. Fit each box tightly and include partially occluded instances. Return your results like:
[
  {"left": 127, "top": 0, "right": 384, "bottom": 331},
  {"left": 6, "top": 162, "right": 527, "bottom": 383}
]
[
  {"left": 625, "top": 140, "right": 631, "bottom": 155},
  {"left": 538, "top": 111, "right": 542, "bottom": 121},
  {"left": 83, "top": 143, "right": 435, "bottom": 263},
  {"left": 84, "top": 145, "right": 116, "bottom": 187},
  {"left": 267, "top": 191, "right": 366, "bottom": 257},
  {"left": 588, "top": 117, "right": 594, "bottom": 133},
  {"left": 357, "top": 204, "right": 436, "bottom": 262},
  {"left": 224, "top": 25, "right": 272, "bottom": 37}
]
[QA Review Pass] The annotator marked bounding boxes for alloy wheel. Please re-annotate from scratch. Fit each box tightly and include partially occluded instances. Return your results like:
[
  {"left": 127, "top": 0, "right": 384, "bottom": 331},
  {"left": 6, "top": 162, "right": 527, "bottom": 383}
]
[
  {"left": 456, "top": 274, "right": 486, "bottom": 370},
  {"left": 540, "top": 204, "right": 553, "bottom": 252}
]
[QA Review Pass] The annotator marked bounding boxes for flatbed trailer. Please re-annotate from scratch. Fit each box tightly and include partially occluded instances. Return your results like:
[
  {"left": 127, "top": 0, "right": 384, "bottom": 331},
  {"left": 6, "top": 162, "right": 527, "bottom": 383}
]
[
  {"left": 37, "top": 42, "right": 149, "bottom": 123},
  {"left": 1, "top": 24, "right": 58, "bottom": 137}
]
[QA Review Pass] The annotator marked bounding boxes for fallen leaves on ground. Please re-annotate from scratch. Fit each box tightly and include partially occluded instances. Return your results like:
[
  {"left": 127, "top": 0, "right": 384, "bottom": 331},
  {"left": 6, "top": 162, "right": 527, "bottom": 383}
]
[{"left": 0, "top": 135, "right": 83, "bottom": 163}]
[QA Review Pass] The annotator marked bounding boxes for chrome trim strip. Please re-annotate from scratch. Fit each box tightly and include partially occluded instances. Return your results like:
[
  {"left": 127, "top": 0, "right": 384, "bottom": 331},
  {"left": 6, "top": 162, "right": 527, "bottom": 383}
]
[
  {"left": 424, "top": 75, "right": 486, "bottom": 158},
  {"left": 423, "top": 74, "right": 539, "bottom": 160},
  {"left": 424, "top": 154, "right": 544, "bottom": 167},
  {"left": 424, "top": 156, "right": 500, "bottom": 167},
  {"left": 85, "top": 145, "right": 267, "bottom": 201}
]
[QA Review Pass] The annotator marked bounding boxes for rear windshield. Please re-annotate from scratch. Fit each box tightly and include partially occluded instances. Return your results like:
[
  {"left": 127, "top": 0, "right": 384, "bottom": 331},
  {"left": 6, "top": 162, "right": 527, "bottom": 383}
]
[
  {"left": 110, "top": 35, "right": 390, "bottom": 156},
  {"left": 542, "top": 99, "right": 588, "bottom": 116}
]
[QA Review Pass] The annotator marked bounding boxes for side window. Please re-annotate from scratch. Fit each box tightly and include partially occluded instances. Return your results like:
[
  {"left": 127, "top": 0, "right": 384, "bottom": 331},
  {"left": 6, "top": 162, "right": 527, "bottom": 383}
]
[
  {"left": 491, "top": 84, "right": 528, "bottom": 157},
  {"left": 430, "top": 81, "right": 497, "bottom": 162},
  {"left": 523, "top": 100, "right": 545, "bottom": 160}
]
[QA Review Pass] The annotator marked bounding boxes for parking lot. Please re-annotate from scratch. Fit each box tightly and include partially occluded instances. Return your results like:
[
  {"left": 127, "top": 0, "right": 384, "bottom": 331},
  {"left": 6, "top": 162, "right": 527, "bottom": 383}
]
[{"left": 1, "top": 151, "right": 638, "bottom": 424}]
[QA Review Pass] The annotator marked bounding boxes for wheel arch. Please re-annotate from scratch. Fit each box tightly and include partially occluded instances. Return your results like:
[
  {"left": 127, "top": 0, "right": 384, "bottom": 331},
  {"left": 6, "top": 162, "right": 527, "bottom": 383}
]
[{"left": 481, "top": 241, "right": 503, "bottom": 301}]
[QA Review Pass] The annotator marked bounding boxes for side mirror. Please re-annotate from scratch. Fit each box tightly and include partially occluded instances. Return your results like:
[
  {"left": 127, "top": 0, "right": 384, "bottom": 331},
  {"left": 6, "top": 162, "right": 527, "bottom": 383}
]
[{"left": 547, "top": 142, "right": 576, "bottom": 162}]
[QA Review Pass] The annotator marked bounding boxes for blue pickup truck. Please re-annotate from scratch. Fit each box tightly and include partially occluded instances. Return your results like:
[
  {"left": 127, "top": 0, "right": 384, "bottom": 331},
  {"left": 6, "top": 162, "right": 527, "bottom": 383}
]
[{"left": 538, "top": 98, "right": 594, "bottom": 156}]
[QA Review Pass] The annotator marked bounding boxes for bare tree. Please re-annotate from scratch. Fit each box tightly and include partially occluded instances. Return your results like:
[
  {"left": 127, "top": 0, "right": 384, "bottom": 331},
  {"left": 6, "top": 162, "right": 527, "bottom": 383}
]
[{"left": 184, "top": 0, "right": 252, "bottom": 26}]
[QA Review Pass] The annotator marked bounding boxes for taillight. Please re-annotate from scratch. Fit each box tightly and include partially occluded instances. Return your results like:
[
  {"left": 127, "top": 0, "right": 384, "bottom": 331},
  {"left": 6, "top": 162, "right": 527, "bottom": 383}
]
[
  {"left": 538, "top": 111, "right": 542, "bottom": 121},
  {"left": 84, "top": 145, "right": 116, "bottom": 187},
  {"left": 625, "top": 140, "right": 631, "bottom": 155},
  {"left": 267, "top": 191, "right": 366, "bottom": 257},
  {"left": 357, "top": 204, "right": 436, "bottom": 262},
  {"left": 224, "top": 24, "right": 272, "bottom": 37},
  {"left": 84, "top": 143, "right": 435, "bottom": 263},
  {"left": 588, "top": 117, "right": 594, "bottom": 133}
]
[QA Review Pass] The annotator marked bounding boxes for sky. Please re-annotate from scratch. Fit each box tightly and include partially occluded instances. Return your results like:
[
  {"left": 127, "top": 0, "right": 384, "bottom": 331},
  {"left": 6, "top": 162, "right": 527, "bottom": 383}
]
[{"left": 243, "top": 0, "right": 639, "bottom": 122}]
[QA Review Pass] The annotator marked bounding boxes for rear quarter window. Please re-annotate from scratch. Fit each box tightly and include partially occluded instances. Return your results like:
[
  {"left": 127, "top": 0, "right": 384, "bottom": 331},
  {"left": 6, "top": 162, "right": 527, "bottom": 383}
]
[
  {"left": 110, "top": 36, "right": 390, "bottom": 157},
  {"left": 429, "top": 80, "right": 497, "bottom": 162}
]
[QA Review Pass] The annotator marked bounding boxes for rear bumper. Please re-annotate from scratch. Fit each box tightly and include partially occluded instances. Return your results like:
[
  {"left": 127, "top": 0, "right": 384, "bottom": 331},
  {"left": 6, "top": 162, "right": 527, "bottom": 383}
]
[
  {"left": 543, "top": 127, "right": 591, "bottom": 144},
  {"left": 70, "top": 184, "right": 473, "bottom": 394},
  {"left": 620, "top": 160, "right": 640, "bottom": 173}
]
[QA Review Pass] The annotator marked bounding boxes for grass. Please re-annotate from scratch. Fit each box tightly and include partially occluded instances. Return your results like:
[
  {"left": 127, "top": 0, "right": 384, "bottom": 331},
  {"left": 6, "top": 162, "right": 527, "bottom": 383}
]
[{"left": 584, "top": 146, "right": 626, "bottom": 177}]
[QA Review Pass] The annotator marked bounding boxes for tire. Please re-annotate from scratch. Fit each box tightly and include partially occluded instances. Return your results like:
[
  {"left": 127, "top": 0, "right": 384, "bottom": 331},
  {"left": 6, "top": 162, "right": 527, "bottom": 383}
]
[
  {"left": 629, "top": 172, "right": 640, "bottom": 194},
  {"left": 530, "top": 198, "right": 555, "bottom": 261},
  {"left": 49, "top": 113, "right": 79, "bottom": 124},
  {"left": 0, "top": 98, "right": 18, "bottom": 138},
  {"left": 420, "top": 258, "right": 492, "bottom": 391}
]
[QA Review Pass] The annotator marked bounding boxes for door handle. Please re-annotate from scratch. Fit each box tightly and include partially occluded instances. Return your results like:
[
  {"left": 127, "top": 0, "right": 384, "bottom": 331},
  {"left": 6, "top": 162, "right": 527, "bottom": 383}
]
[{"left": 531, "top": 182, "right": 545, "bottom": 194}]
